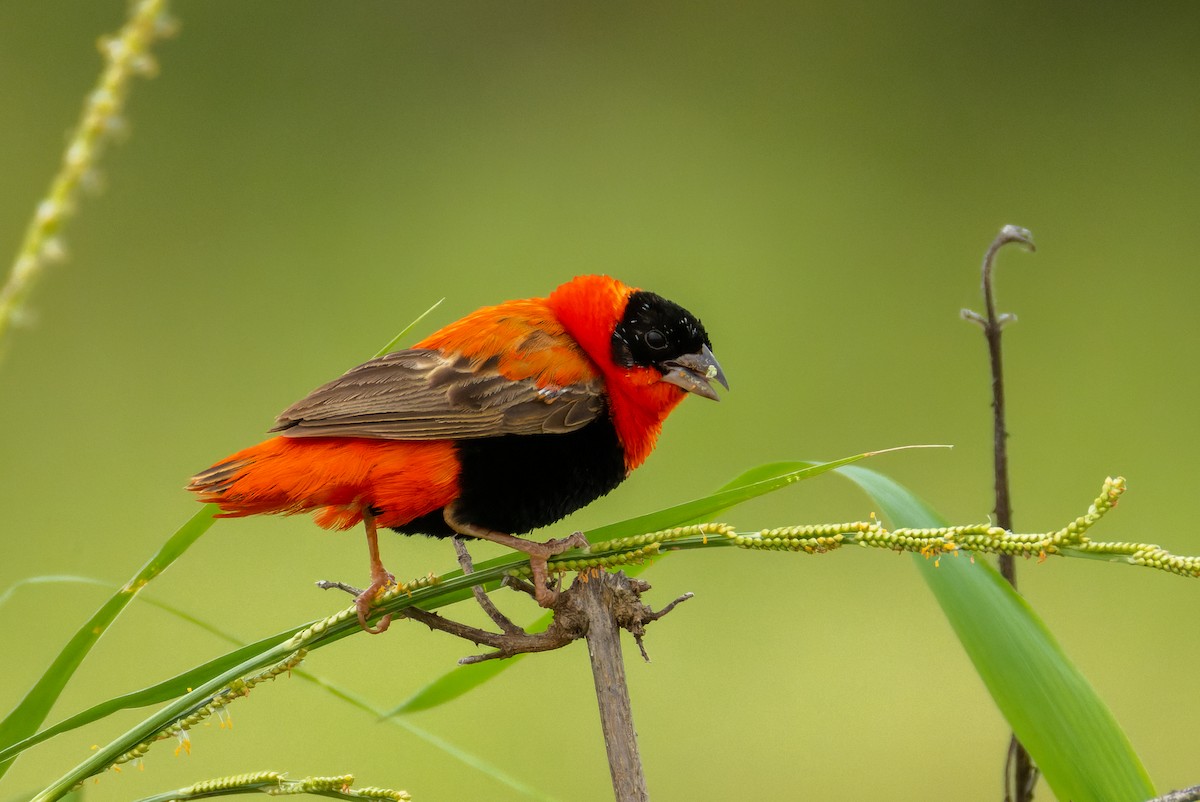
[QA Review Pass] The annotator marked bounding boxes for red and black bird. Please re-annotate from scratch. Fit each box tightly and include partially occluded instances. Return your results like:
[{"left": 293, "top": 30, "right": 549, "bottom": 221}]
[{"left": 188, "top": 275, "right": 726, "bottom": 631}]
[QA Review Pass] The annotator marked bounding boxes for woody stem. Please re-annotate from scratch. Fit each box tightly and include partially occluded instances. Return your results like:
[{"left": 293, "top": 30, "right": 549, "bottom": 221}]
[{"left": 578, "top": 574, "right": 649, "bottom": 802}]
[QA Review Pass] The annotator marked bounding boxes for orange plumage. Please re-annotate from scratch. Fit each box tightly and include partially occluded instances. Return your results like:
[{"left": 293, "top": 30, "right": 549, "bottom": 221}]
[
  {"left": 189, "top": 275, "right": 726, "bottom": 631},
  {"left": 190, "top": 437, "right": 461, "bottom": 531}
]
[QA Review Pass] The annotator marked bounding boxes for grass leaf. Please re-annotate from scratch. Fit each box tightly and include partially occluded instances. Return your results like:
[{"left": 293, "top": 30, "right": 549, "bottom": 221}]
[
  {"left": 384, "top": 448, "right": 933, "bottom": 717},
  {"left": 584, "top": 447, "right": 924, "bottom": 544},
  {"left": 5, "top": 577, "right": 559, "bottom": 801},
  {"left": 0, "top": 629, "right": 294, "bottom": 767},
  {"left": 837, "top": 464, "right": 1155, "bottom": 802},
  {"left": 373, "top": 298, "right": 444, "bottom": 358},
  {"left": 0, "top": 506, "right": 219, "bottom": 779}
]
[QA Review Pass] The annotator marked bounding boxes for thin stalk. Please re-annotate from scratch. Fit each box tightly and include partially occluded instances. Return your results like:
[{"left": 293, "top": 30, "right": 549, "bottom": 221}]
[
  {"left": 1147, "top": 785, "right": 1200, "bottom": 802},
  {"left": 0, "top": 0, "right": 174, "bottom": 353},
  {"left": 962, "top": 224, "right": 1037, "bottom": 802}
]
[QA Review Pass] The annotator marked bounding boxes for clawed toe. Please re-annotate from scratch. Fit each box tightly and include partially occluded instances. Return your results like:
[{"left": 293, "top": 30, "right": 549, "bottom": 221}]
[
  {"left": 545, "top": 531, "right": 590, "bottom": 555},
  {"left": 355, "top": 582, "right": 393, "bottom": 634}
]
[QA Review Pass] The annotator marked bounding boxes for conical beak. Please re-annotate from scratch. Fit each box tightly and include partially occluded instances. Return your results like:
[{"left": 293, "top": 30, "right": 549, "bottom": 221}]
[{"left": 659, "top": 345, "right": 729, "bottom": 401}]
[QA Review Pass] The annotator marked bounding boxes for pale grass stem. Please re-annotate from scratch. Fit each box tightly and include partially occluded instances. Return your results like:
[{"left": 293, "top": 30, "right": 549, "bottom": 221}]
[{"left": 0, "top": 0, "right": 176, "bottom": 352}]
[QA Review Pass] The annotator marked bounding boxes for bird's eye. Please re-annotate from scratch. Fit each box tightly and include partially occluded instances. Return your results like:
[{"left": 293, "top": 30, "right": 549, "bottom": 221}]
[{"left": 644, "top": 329, "right": 668, "bottom": 350}]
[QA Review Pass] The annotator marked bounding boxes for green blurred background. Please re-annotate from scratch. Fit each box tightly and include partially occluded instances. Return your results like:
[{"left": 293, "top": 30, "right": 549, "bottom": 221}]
[{"left": 2, "top": 2, "right": 1198, "bottom": 800}]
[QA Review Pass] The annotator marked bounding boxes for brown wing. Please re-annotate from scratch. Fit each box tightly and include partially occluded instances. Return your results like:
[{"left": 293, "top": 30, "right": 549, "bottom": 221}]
[{"left": 270, "top": 348, "right": 606, "bottom": 440}]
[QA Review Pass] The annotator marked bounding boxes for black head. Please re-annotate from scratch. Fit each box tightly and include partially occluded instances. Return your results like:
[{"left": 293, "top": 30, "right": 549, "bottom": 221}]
[{"left": 611, "top": 290, "right": 728, "bottom": 400}]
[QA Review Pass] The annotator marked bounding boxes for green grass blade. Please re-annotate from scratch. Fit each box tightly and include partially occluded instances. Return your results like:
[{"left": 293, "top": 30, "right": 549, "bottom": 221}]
[
  {"left": 0, "top": 630, "right": 294, "bottom": 766},
  {"left": 300, "top": 674, "right": 561, "bottom": 801},
  {"left": 19, "top": 551, "right": 542, "bottom": 771},
  {"left": 0, "top": 575, "right": 113, "bottom": 609},
  {"left": 31, "top": 556, "right": 579, "bottom": 801},
  {"left": 372, "top": 298, "right": 443, "bottom": 357},
  {"left": 0, "top": 505, "right": 219, "bottom": 779},
  {"left": 5, "top": 578, "right": 557, "bottom": 801},
  {"left": 15, "top": 546, "right": 565, "bottom": 784},
  {"left": 384, "top": 448, "right": 935, "bottom": 717},
  {"left": 585, "top": 446, "right": 929, "bottom": 543},
  {"left": 384, "top": 611, "right": 551, "bottom": 717},
  {"left": 837, "top": 464, "right": 1155, "bottom": 802}
]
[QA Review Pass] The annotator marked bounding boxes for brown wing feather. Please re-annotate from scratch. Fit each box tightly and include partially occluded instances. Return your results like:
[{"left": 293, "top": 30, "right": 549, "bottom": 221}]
[{"left": 270, "top": 349, "right": 605, "bottom": 440}]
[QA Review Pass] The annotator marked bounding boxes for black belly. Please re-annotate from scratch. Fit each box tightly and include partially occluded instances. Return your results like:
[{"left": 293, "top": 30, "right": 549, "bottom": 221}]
[{"left": 388, "top": 415, "right": 628, "bottom": 538}]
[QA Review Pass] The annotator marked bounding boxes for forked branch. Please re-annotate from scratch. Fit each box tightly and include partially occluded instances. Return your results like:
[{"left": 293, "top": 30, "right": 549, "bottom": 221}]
[
  {"left": 403, "top": 570, "right": 691, "bottom": 666},
  {"left": 404, "top": 570, "right": 688, "bottom": 802}
]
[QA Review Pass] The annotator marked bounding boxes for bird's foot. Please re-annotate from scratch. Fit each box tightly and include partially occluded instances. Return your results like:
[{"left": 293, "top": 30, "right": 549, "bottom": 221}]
[
  {"left": 355, "top": 570, "right": 396, "bottom": 634},
  {"left": 442, "top": 506, "right": 591, "bottom": 610},
  {"left": 543, "top": 531, "right": 591, "bottom": 554},
  {"left": 525, "top": 532, "right": 589, "bottom": 608},
  {"left": 317, "top": 576, "right": 395, "bottom": 633}
]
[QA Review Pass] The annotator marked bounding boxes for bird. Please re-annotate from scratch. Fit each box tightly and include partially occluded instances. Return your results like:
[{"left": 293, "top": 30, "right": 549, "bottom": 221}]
[{"left": 187, "top": 274, "right": 726, "bottom": 632}]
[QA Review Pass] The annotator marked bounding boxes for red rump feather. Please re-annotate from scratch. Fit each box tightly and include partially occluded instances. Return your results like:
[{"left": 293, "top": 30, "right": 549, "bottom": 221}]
[{"left": 190, "top": 437, "right": 460, "bottom": 531}]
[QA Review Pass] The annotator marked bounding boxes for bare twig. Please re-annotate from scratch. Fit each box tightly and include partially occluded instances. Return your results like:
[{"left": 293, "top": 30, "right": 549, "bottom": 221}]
[
  {"left": 502, "top": 574, "right": 539, "bottom": 598},
  {"left": 633, "top": 591, "right": 693, "bottom": 661},
  {"left": 315, "top": 580, "right": 363, "bottom": 596},
  {"left": 961, "top": 224, "right": 1035, "bottom": 580},
  {"left": 453, "top": 537, "right": 525, "bottom": 634},
  {"left": 962, "top": 224, "right": 1038, "bottom": 802},
  {"left": 1147, "top": 785, "right": 1200, "bottom": 802},
  {"left": 403, "top": 606, "right": 575, "bottom": 664}
]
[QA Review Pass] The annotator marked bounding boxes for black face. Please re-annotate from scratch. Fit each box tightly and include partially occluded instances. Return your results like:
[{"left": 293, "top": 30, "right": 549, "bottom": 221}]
[{"left": 611, "top": 290, "right": 712, "bottom": 370}]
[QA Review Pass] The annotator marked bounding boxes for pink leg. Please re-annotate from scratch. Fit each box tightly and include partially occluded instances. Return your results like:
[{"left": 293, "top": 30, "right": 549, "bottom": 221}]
[
  {"left": 443, "top": 505, "right": 588, "bottom": 607},
  {"left": 356, "top": 510, "right": 395, "bottom": 634}
]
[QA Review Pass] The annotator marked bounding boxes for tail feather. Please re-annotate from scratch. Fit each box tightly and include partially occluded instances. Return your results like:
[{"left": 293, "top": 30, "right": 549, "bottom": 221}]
[{"left": 187, "top": 458, "right": 252, "bottom": 497}]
